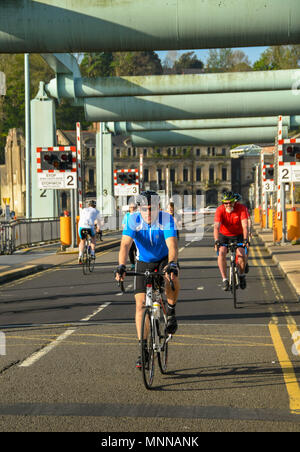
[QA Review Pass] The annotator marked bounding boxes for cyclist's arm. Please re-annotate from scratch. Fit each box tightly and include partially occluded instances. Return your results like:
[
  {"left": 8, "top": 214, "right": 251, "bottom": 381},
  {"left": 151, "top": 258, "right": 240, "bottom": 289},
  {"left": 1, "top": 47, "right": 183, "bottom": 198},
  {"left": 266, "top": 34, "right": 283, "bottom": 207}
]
[
  {"left": 241, "top": 218, "right": 248, "bottom": 241},
  {"left": 214, "top": 221, "right": 221, "bottom": 242},
  {"left": 118, "top": 235, "right": 134, "bottom": 267},
  {"left": 165, "top": 236, "right": 178, "bottom": 264}
]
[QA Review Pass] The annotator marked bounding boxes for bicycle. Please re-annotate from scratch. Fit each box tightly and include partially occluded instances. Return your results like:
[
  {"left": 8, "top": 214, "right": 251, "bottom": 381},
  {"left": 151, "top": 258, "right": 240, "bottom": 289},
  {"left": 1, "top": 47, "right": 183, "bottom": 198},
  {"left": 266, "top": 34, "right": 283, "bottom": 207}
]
[
  {"left": 80, "top": 229, "right": 95, "bottom": 275},
  {"left": 118, "top": 269, "right": 175, "bottom": 390},
  {"left": 218, "top": 241, "right": 247, "bottom": 309}
]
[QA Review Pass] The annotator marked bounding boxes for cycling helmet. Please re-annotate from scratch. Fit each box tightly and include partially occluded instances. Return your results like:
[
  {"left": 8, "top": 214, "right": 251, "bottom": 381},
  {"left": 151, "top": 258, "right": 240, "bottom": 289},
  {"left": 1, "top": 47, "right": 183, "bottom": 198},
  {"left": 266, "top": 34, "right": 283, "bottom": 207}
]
[
  {"left": 88, "top": 200, "right": 96, "bottom": 208},
  {"left": 222, "top": 191, "right": 236, "bottom": 203},
  {"left": 136, "top": 190, "right": 160, "bottom": 206},
  {"left": 234, "top": 193, "right": 242, "bottom": 202}
]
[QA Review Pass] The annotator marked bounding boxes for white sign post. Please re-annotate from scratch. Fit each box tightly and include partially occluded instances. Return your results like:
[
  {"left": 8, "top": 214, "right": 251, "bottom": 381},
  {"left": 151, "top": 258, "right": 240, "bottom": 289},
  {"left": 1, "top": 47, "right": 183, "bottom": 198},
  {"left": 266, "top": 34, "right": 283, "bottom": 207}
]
[{"left": 0, "top": 72, "right": 6, "bottom": 96}]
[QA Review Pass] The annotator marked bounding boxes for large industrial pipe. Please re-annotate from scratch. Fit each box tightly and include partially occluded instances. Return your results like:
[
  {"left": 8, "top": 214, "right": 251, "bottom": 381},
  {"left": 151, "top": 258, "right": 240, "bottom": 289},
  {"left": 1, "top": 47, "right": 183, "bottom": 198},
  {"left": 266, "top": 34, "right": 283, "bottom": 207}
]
[
  {"left": 1, "top": 0, "right": 300, "bottom": 53},
  {"left": 129, "top": 127, "right": 288, "bottom": 147},
  {"left": 105, "top": 116, "right": 300, "bottom": 134},
  {"left": 46, "top": 70, "right": 300, "bottom": 100},
  {"left": 84, "top": 90, "right": 300, "bottom": 122}
]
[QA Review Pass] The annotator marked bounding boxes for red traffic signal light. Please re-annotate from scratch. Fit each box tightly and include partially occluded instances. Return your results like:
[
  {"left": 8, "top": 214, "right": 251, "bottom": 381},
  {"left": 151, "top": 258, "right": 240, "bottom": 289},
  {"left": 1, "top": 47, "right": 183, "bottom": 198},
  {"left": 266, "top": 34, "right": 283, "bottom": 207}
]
[
  {"left": 116, "top": 171, "right": 137, "bottom": 185},
  {"left": 283, "top": 144, "right": 300, "bottom": 162},
  {"left": 41, "top": 150, "right": 73, "bottom": 171}
]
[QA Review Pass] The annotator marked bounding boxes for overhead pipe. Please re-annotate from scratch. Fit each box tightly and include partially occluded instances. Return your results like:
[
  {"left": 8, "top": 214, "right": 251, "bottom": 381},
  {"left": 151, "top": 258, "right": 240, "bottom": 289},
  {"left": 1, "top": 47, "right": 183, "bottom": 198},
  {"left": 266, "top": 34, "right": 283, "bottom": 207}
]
[
  {"left": 105, "top": 116, "right": 300, "bottom": 134},
  {"left": 129, "top": 127, "right": 289, "bottom": 147},
  {"left": 0, "top": 0, "right": 300, "bottom": 53},
  {"left": 84, "top": 90, "right": 300, "bottom": 122},
  {"left": 46, "top": 69, "right": 300, "bottom": 100}
]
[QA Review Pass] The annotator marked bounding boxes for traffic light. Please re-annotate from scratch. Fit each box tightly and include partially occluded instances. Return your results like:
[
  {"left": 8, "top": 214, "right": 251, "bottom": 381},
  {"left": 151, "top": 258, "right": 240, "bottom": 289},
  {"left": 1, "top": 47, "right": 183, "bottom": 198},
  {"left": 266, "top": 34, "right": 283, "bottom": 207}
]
[
  {"left": 282, "top": 144, "right": 300, "bottom": 163},
  {"left": 116, "top": 171, "right": 137, "bottom": 184},
  {"left": 41, "top": 150, "right": 73, "bottom": 171},
  {"left": 265, "top": 167, "right": 274, "bottom": 179}
]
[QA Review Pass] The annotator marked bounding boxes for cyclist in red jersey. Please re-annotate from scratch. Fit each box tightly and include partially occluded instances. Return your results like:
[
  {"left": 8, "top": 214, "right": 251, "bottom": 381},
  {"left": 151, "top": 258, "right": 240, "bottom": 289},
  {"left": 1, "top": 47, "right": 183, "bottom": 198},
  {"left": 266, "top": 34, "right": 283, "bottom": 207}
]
[
  {"left": 234, "top": 193, "right": 251, "bottom": 274},
  {"left": 214, "top": 192, "right": 249, "bottom": 291}
]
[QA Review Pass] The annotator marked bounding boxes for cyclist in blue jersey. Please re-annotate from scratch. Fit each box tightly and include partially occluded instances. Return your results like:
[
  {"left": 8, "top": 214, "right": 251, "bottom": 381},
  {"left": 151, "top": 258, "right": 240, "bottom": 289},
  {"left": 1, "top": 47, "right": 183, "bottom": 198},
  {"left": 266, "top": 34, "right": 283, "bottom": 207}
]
[{"left": 115, "top": 190, "right": 180, "bottom": 368}]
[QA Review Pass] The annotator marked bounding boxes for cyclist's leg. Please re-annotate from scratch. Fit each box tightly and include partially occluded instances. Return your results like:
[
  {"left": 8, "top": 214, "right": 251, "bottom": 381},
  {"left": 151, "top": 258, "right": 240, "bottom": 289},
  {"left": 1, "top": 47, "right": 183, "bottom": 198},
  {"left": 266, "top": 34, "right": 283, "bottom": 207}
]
[
  {"left": 78, "top": 228, "right": 85, "bottom": 262},
  {"left": 90, "top": 228, "right": 96, "bottom": 257}
]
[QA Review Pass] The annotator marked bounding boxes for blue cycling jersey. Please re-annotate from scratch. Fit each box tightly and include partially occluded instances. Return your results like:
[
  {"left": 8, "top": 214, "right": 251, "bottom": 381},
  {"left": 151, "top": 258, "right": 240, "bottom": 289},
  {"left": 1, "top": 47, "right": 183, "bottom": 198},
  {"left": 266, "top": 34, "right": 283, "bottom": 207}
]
[{"left": 122, "top": 211, "right": 177, "bottom": 263}]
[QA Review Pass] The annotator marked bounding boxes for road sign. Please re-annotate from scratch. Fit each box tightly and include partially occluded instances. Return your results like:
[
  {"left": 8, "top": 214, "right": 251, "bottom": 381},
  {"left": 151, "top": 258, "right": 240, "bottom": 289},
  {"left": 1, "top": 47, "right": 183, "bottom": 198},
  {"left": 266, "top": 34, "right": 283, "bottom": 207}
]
[
  {"left": 263, "top": 181, "right": 275, "bottom": 192},
  {"left": 38, "top": 172, "right": 77, "bottom": 190},
  {"left": 114, "top": 169, "right": 139, "bottom": 196}
]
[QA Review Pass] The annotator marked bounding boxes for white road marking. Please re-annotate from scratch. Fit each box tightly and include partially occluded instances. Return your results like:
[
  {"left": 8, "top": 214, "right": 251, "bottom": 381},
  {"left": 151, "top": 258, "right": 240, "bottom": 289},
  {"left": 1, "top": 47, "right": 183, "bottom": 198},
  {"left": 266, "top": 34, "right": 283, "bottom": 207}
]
[{"left": 19, "top": 302, "right": 111, "bottom": 367}]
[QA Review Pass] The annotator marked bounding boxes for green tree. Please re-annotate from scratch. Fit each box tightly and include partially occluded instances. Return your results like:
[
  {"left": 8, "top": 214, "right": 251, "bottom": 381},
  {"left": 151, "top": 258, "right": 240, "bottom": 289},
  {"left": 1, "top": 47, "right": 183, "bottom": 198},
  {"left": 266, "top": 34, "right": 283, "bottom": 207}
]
[
  {"left": 112, "top": 51, "right": 163, "bottom": 76},
  {"left": 253, "top": 45, "right": 300, "bottom": 70},
  {"left": 206, "top": 48, "right": 251, "bottom": 72},
  {"left": 173, "top": 51, "right": 204, "bottom": 73},
  {"left": 80, "top": 52, "right": 114, "bottom": 77}
]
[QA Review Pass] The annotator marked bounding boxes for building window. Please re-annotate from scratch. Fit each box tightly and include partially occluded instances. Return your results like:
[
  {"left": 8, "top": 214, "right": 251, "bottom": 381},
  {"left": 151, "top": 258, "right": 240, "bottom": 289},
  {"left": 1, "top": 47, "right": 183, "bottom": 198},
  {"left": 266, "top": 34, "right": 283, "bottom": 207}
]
[
  {"left": 167, "top": 148, "right": 171, "bottom": 156},
  {"left": 212, "top": 147, "right": 215, "bottom": 156},
  {"left": 89, "top": 169, "right": 94, "bottom": 186},
  {"left": 196, "top": 167, "right": 202, "bottom": 182},
  {"left": 222, "top": 167, "right": 227, "bottom": 181},
  {"left": 143, "top": 149, "right": 147, "bottom": 157},
  {"left": 207, "top": 147, "right": 211, "bottom": 156},
  {"left": 128, "top": 148, "right": 131, "bottom": 157},
  {"left": 116, "top": 149, "right": 120, "bottom": 158},
  {"left": 209, "top": 166, "right": 214, "bottom": 182},
  {"left": 222, "top": 148, "right": 226, "bottom": 156},
  {"left": 172, "top": 148, "right": 176, "bottom": 156},
  {"left": 144, "top": 168, "right": 149, "bottom": 182},
  {"left": 170, "top": 168, "right": 175, "bottom": 182},
  {"left": 196, "top": 148, "right": 200, "bottom": 156},
  {"left": 132, "top": 148, "right": 136, "bottom": 157},
  {"left": 183, "top": 168, "right": 189, "bottom": 182}
]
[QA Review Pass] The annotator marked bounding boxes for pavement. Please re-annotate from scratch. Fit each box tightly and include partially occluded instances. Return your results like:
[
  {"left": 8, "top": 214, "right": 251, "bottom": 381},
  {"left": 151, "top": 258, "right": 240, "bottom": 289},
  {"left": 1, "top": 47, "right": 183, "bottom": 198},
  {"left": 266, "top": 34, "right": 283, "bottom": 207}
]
[
  {"left": 253, "top": 223, "right": 300, "bottom": 301},
  {"left": 0, "top": 232, "right": 121, "bottom": 285}
]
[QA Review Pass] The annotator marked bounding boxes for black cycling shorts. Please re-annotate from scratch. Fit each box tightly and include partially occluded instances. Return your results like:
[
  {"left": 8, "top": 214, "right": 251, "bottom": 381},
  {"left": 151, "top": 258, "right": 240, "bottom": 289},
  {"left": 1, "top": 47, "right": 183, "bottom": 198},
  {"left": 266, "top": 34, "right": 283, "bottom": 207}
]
[
  {"left": 134, "top": 256, "right": 168, "bottom": 294},
  {"left": 219, "top": 233, "right": 243, "bottom": 246}
]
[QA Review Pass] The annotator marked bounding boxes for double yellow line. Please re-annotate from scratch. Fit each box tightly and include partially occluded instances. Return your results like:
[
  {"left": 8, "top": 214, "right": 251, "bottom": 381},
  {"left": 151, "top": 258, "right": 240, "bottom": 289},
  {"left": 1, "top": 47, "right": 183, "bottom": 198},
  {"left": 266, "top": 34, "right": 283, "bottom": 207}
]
[{"left": 252, "top": 239, "right": 300, "bottom": 414}]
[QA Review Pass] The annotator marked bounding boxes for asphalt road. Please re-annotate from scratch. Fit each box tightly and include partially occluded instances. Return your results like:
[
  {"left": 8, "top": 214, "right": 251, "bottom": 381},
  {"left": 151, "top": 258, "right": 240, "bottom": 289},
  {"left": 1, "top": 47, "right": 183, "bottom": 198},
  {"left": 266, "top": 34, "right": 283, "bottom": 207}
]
[{"left": 0, "top": 217, "right": 300, "bottom": 432}]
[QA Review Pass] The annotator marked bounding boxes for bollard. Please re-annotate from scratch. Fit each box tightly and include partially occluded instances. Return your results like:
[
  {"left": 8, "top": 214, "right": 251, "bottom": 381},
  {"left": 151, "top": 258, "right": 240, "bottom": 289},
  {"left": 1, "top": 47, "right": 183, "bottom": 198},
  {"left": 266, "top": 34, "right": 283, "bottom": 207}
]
[
  {"left": 254, "top": 208, "right": 260, "bottom": 224},
  {"left": 268, "top": 209, "right": 273, "bottom": 229},
  {"left": 60, "top": 216, "right": 71, "bottom": 246},
  {"left": 287, "top": 210, "right": 300, "bottom": 242},
  {"left": 276, "top": 218, "right": 283, "bottom": 242}
]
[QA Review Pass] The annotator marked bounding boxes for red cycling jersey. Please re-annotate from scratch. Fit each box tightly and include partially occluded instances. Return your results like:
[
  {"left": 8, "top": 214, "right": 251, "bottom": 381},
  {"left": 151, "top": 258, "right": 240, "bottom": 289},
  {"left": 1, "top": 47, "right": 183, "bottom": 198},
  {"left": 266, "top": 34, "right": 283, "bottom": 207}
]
[{"left": 215, "top": 203, "right": 248, "bottom": 236}]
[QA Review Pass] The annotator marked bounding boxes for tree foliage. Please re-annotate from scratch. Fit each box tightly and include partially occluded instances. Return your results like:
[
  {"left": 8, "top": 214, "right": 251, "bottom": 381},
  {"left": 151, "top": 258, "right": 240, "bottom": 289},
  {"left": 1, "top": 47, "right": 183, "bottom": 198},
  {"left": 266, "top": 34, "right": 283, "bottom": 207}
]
[{"left": 206, "top": 48, "right": 251, "bottom": 72}]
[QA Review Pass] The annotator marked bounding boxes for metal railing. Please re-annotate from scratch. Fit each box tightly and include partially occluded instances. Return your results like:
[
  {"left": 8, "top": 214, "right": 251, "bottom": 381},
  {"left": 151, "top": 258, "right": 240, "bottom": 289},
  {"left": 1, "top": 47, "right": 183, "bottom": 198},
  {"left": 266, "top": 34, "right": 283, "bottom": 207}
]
[{"left": 0, "top": 218, "right": 60, "bottom": 254}]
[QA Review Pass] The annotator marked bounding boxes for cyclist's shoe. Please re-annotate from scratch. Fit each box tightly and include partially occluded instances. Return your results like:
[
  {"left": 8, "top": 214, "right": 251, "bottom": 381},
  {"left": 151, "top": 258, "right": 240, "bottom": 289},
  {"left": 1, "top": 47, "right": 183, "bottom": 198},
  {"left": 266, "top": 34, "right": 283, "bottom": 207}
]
[
  {"left": 166, "top": 314, "right": 178, "bottom": 335},
  {"left": 240, "top": 275, "right": 247, "bottom": 289},
  {"left": 136, "top": 355, "right": 142, "bottom": 369},
  {"left": 222, "top": 279, "right": 230, "bottom": 291},
  {"left": 78, "top": 256, "right": 83, "bottom": 265},
  {"left": 245, "top": 263, "right": 249, "bottom": 274}
]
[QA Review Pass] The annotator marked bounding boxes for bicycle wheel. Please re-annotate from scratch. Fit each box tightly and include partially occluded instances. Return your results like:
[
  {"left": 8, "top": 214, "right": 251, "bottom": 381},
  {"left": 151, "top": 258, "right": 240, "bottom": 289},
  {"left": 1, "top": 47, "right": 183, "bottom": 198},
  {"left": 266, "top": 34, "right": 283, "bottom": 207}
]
[
  {"left": 231, "top": 263, "right": 238, "bottom": 309},
  {"left": 88, "top": 254, "right": 95, "bottom": 273},
  {"left": 141, "top": 308, "right": 155, "bottom": 390},
  {"left": 82, "top": 249, "right": 89, "bottom": 275},
  {"left": 157, "top": 304, "right": 169, "bottom": 374}
]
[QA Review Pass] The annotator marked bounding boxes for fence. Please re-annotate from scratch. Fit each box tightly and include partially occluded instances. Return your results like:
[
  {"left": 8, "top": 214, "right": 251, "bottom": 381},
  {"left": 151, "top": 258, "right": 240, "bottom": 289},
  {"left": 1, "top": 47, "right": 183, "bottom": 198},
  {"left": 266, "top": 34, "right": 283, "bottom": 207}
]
[{"left": 0, "top": 218, "right": 60, "bottom": 254}]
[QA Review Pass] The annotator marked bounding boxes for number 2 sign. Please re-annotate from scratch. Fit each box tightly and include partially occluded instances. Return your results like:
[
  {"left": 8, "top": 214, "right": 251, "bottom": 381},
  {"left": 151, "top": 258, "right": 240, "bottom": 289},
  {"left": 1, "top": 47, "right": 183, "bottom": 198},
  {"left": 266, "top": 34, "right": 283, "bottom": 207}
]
[{"left": 279, "top": 166, "right": 292, "bottom": 182}]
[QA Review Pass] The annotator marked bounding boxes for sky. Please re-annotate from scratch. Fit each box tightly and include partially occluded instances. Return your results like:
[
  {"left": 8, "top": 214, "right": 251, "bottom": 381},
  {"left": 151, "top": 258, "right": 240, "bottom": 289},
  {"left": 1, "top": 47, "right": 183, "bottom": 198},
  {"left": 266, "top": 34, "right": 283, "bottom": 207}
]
[{"left": 157, "top": 46, "right": 268, "bottom": 65}]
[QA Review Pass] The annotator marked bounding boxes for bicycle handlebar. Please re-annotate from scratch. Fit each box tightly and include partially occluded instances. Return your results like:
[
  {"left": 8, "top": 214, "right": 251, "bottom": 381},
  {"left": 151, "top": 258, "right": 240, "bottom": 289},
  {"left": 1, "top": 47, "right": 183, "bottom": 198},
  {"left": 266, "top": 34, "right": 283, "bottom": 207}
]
[
  {"left": 116, "top": 270, "right": 175, "bottom": 292},
  {"left": 216, "top": 242, "right": 248, "bottom": 256}
]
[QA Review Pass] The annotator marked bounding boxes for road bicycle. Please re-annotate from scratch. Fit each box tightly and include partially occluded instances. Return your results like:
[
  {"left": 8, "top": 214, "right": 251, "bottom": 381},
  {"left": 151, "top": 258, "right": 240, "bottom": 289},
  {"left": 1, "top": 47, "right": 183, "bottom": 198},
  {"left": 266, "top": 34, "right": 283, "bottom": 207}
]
[
  {"left": 218, "top": 241, "right": 247, "bottom": 309},
  {"left": 80, "top": 229, "right": 95, "bottom": 275},
  {"left": 118, "top": 269, "right": 175, "bottom": 390}
]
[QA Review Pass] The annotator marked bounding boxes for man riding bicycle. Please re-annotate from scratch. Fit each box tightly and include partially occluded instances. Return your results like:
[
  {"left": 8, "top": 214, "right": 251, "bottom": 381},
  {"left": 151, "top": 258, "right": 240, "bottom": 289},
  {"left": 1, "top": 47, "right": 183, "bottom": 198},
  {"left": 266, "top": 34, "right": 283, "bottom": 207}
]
[
  {"left": 214, "top": 191, "right": 249, "bottom": 291},
  {"left": 115, "top": 190, "right": 180, "bottom": 369},
  {"left": 78, "top": 200, "right": 102, "bottom": 264}
]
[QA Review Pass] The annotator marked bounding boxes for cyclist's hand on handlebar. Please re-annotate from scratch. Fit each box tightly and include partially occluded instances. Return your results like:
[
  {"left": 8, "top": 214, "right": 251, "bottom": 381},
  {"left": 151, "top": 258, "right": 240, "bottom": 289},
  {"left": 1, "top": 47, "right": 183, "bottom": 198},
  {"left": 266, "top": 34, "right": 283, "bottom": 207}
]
[
  {"left": 243, "top": 239, "right": 250, "bottom": 247},
  {"left": 165, "top": 261, "right": 179, "bottom": 280},
  {"left": 114, "top": 264, "right": 126, "bottom": 281},
  {"left": 214, "top": 240, "right": 220, "bottom": 252}
]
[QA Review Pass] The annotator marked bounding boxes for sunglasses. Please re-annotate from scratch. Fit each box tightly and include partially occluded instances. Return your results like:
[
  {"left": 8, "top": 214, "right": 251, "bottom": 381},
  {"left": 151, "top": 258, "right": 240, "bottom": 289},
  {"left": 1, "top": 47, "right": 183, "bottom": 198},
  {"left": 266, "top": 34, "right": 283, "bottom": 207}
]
[
  {"left": 140, "top": 205, "right": 159, "bottom": 212},
  {"left": 223, "top": 201, "right": 234, "bottom": 205}
]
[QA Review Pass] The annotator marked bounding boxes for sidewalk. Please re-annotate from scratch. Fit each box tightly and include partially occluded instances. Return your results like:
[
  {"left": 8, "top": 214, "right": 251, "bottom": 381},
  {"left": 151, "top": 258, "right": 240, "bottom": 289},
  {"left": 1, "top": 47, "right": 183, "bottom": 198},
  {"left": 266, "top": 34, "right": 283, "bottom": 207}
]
[
  {"left": 253, "top": 224, "right": 300, "bottom": 301},
  {"left": 0, "top": 234, "right": 121, "bottom": 285}
]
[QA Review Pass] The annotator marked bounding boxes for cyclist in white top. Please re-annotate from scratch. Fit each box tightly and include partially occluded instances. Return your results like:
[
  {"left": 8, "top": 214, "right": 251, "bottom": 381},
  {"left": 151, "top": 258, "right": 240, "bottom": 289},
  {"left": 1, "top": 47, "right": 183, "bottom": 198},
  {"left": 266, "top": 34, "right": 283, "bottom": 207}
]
[{"left": 78, "top": 200, "right": 102, "bottom": 264}]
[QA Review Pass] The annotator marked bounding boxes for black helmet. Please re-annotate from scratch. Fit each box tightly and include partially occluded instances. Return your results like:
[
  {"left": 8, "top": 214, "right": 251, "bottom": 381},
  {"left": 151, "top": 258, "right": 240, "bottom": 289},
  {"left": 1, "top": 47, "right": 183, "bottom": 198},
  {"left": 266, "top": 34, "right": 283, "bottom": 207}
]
[
  {"left": 222, "top": 191, "right": 236, "bottom": 203},
  {"left": 88, "top": 200, "right": 96, "bottom": 208},
  {"left": 136, "top": 190, "right": 160, "bottom": 206}
]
